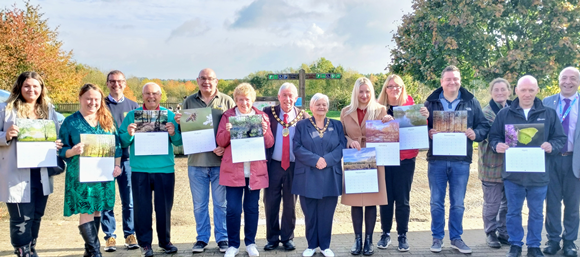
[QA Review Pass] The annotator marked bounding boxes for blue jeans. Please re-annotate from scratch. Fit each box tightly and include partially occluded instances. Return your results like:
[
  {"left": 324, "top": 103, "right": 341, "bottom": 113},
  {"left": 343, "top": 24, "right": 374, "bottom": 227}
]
[
  {"left": 101, "top": 160, "right": 135, "bottom": 240},
  {"left": 504, "top": 180, "right": 547, "bottom": 248},
  {"left": 187, "top": 166, "right": 227, "bottom": 243},
  {"left": 428, "top": 160, "right": 470, "bottom": 240}
]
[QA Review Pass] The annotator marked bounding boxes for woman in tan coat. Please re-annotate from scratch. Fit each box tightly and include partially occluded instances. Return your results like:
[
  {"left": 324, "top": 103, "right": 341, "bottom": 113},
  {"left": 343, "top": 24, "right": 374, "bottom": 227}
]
[{"left": 340, "top": 77, "right": 389, "bottom": 256}]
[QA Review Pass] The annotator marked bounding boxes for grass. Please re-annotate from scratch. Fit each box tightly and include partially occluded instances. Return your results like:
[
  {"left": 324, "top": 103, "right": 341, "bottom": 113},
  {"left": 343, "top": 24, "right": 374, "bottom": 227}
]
[{"left": 306, "top": 110, "right": 340, "bottom": 120}]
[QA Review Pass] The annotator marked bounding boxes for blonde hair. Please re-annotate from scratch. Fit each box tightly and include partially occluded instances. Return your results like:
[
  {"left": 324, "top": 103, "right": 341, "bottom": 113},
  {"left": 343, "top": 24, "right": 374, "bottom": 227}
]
[
  {"left": 378, "top": 74, "right": 409, "bottom": 109},
  {"left": 489, "top": 78, "right": 512, "bottom": 97},
  {"left": 79, "top": 84, "right": 116, "bottom": 133},
  {"left": 344, "top": 77, "right": 382, "bottom": 119},
  {"left": 233, "top": 83, "right": 256, "bottom": 102},
  {"left": 5, "top": 71, "right": 52, "bottom": 119}
]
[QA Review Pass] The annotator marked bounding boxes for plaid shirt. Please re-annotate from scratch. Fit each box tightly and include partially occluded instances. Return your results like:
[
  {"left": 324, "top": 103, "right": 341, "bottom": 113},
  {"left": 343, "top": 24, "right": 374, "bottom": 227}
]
[{"left": 478, "top": 103, "right": 505, "bottom": 182}]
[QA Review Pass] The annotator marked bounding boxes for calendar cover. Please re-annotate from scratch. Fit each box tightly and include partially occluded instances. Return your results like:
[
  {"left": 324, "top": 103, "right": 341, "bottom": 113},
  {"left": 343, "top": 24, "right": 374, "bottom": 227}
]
[
  {"left": 433, "top": 111, "right": 468, "bottom": 132},
  {"left": 393, "top": 104, "right": 427, "bottom": 127},
  {"left": 134, "top": 110, "right": 169, "bottom": 132},
  {"left": 365, "top": 120, "right": 399, "bottom": 142},
  {"left": 505, "top": 123, "right": 545, "bottom": 147},
  {"left": 343, "top": 148, "right": 379, "bottom": 194}
]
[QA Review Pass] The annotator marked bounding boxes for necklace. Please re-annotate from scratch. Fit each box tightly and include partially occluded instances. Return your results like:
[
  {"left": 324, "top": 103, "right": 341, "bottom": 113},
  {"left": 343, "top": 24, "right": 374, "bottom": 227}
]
[
  {"left": 271, "top": 106, "right": 304, "bottom": 137},
  {"left": 309, "top": 117, "right": 330, "bottom": 138}
]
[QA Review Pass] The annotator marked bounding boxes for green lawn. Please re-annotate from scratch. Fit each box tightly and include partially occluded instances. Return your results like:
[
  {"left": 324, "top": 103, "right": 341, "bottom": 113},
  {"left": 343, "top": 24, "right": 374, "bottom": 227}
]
[{"left": 306, "top": 110, "right": 340, "bottom": 120}]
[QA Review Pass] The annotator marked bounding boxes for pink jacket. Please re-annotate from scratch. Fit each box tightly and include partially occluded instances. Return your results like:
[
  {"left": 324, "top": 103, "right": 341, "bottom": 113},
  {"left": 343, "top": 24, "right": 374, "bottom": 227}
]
[{"left": 216, "top": 107, "right": 274, "bottom": 190}]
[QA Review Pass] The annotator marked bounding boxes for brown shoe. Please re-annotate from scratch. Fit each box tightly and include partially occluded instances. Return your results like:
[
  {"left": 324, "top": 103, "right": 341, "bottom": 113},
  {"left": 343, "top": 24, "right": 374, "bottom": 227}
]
[
  {"left": 104, "top": 237, "right": 116, "bottom": 252},
  {"left": 125, "top": 234, "right": 139, "bottom": 250}
]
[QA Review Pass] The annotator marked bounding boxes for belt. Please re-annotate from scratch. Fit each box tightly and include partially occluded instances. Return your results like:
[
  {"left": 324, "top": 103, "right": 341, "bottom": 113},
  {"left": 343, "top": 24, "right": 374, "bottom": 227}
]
[{"left": 560, "top": 152, "right": 573, "bottom": 156}]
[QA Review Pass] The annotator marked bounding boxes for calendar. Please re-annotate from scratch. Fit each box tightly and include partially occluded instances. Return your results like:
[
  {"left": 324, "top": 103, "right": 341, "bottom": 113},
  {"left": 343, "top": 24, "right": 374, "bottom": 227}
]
[
  {"left": 505, "top": 147, "right": 545, "bottom": 172},
  {"left": 399, "top": 126, "right": 429, "bottom": 150},
  {"left": 344, "top": 169, "right": 379, "bottom": 194},
  {"left": 367, "top": 142, "right": 400, "bottom": 166},
  {"left": 432, "top": 133, "right": 467, "bottom": 156}
]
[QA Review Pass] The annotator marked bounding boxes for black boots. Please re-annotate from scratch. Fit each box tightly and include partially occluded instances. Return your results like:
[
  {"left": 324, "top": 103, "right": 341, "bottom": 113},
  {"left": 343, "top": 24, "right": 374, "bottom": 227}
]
[
  {"left": 363, "top": 234, "right": 374, "bottom": 256},
  {"left": 84, "top": 217, "right": 101, "bottom": 257},
  {"left": 79, "top": 221, "right": 102, "bottom": 257},
  {"left": 351, "top": 234, "right": 363, "bottom": 255},
  {"left": 13, "top": 244, "right": 32, "bottom": 257},
  {"left": 30, "top": 238, "right": 38, "bottom": 257}
]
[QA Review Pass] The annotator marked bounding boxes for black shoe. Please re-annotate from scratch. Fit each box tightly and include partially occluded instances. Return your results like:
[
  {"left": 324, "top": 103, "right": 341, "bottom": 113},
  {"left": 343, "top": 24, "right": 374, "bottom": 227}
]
[
  {"left": 499, "top": 235, "right": 511, "bottom": 245},
  {"left": 141, "top": 246, "right": 153, "bottom": 257},
  {"left": 264, "top": 241, "right": 279, "bottom": 251},
  {"left": 543, "top": 240, "right": 561, "bottom": 255},
  {"left": 282, "top": 240, "right": 296, "bottom": 251},
  {"left": 397, "top": 235, "right": 409, "bottom": 252},
  {"left": 13, "top": 244, "right": 32, "bottom": 257},
  {"left": 363, "top": 234, "right": 374, "bottom": 256},
  {"left": 507, "top": 245, "right": 522, "bottom": 257},
  {"left": 161, "top": 242, "right": 178, "bottom": 254},
  {"left": 376, "top": 232, "right": 390, "bottom": 249},
  {"left": 191, "top": 241, "right": 207, "bottom": 253},
  {"left": 78, "top": 221, "right": 102, "bottom": 257},
  {"left": 351, "top": 234, "right": 362, "bottom": 255},
  {"left": 528, "top": 247, "right": 545, "bottom": 257},
  {"left": 487, "top": 233, "right": 502, "bottom": 248},
  {"left": 563, "top": 241, "right": 578, "bottom": 257},
  {"left": 217, "top": 241, "right": 228, "bottom": 253}
]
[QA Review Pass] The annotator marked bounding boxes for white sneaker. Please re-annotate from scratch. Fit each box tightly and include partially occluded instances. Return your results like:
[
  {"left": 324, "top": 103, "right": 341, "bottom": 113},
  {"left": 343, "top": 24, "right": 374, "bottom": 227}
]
[
  {"left": 302, "top": 248, "right": 316, "bottom": 257},
  {"left": 321, "top": 248, "right": 335, "bottom": 257},
  {"left": 246, "top": 244, "right": 259, "bottom": 257},
  {"left": 224, "top": 246, "right": 239, "bottom": 257}
]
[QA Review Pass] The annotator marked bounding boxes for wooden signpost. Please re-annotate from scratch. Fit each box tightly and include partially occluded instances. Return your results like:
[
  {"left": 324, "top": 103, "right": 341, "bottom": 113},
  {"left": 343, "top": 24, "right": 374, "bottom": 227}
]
[{"left": 264, "top": 69, "right": 342, "bottom": 107}]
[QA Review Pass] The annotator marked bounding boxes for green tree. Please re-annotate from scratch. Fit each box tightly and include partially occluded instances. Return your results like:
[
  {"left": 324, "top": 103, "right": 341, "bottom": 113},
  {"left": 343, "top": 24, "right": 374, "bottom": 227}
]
[{"left": 390, "top": 0, "right": 580, "bottom": 88}]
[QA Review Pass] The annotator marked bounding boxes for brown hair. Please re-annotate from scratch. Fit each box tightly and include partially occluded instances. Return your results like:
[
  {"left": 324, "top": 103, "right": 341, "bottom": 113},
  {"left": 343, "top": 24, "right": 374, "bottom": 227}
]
[
  {"left": 79, "top": 83, "right": 116, "bottom": 132},
  {"left": 441, "top": 65, "right": 460, "bottom": 78},
  {"left": 378, "top": 74, "right": 409, "bottom": 108},
  {"left": 106, "top": 70, "right": 126, "bottom": 82},
  {"left": 5, "top": 71, "right": 52, "bottom": 119}
]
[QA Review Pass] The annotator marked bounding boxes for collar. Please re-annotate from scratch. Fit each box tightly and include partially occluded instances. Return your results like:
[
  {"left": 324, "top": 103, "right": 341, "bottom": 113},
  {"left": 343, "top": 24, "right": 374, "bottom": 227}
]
[
  {"left": 195, "top": 89, "right": 221, "bottom": 100},
  {"left": 439, "top": 90, "right": 461, "bottom": 103},
  {"left": 108, "top": 94, "right": 125, "bottom": 103},
  {"left": 143, "top": 104, "right": 160, "bottom": 110},
  {"left": 559, "top": 92, "right": 579, "bottom": 101}
]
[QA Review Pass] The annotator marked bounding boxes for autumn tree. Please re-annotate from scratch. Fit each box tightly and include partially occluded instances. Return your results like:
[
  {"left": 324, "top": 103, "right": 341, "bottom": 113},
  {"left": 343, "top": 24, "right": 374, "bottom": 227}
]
[
  {"left": 390, "top": 0, "right": 580, "bottom": 88},
  {"left": 0, "top": 2, "right": 85, "bottom": 102}
]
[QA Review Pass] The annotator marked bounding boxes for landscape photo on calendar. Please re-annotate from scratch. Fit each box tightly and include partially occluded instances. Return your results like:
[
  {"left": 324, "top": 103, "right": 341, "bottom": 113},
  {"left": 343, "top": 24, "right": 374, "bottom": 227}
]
[
  {"left": 229, "top": 115, "right": 263, "bottom": 140},
  {"left": 365, "top": 120, "right": 399, "bottom": 143},
  {"left": 134, "top": 110, "right": 168, "bottom": 132},
  {"left": 180, "top": 108, "right": 213, "bottom": 132},
  {"left": 16, "top": 119, "right": 57, "bottom": 142},
  {"left": 343, "top": 148, "right": 377, "bottom": 171},
  {"left": 433, "top": 110, "right": 468, "bottom": 132},
  {"left": 505, "top": 123, "right": 545, "bottom": 147},
  {"left": 80, "top": 134, "right": 115, "bottom": 158},
  {"left": 393, "top": 104, "right": 427, "bottom": 127}
]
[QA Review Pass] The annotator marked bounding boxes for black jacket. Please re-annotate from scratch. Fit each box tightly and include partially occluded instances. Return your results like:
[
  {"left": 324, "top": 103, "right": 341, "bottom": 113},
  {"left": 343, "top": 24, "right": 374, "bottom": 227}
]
[
  {"left": 424, "top": 87, "right": 490, "bottom": 163},
  {"left": 488, "top": 97, "right": 567, "bottom": 187}
]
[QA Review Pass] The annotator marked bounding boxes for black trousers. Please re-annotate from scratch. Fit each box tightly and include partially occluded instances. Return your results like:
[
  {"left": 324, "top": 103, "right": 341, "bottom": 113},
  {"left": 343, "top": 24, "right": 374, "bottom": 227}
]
[
  {"left": 131, "top": 172, "right": 175, "bottom": 248},
  {"left": 7, "top": 169, "right": 48, "bottom": 247},
  {"left": 300, "top": 195, "right": 338, "bottom": 250},
  {"left": 380, "top": 158, "right": 415, "bottom": 235},
  {"left": 264, "top": 160, "right": 297, "bottom": 243},
  {"left": 545, "top": 155, "right": 580, "bottom": 242}
]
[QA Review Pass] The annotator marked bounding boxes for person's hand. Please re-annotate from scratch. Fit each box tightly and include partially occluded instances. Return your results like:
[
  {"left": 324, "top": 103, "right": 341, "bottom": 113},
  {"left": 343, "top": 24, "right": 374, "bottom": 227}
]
[
  {"left": 166, "top": 122, "right": 176, "bottom": 136},
  {"left": 261, "top": 120, "right": 268, "bottom": 134},
  {"left": 541, "top": 142, "right": 552, "bottom": 153},
  {"left": 316, "top": 157, "right": 327, "bottom": 169},
  {"left": 213, "top": 146, "right": 225, "bottom": 156},
  {"left": 55, "top": 139, "right": 63, "bottom": 150},
  {"left": 113, "top": 165, "right": 122, "bottom": 177},
  {"left": 350, "top": 141, "right": 361, "bottom": 150},
  {"left": 429, "top": 129, "right": 439, "bottom": 139},
  {"left": 127, "top": 123, "right": 137, "bottom": 136},
  {"left": 419, "top": 107, "right": 429, "bottom": 118},
  {"left": 465, "top": 128, "right": 476, "bottom": 141},
  {"left": 495, "top": 143, "right": 509, "bottom": 153},
  {"left": 381, "top": 114, "right": 394, "bottom": 123},
  {"left": 225, "top": 123, "right": 232, "bottom": 132},
  {"left": 174, "top": 113, "right": 182, "bottom": 125},
  {"left": 70, "top": 143, "right": 84, "bottom": 156},
  {"left": 5, "top": 124, "right": 19, "bottom": 141}
]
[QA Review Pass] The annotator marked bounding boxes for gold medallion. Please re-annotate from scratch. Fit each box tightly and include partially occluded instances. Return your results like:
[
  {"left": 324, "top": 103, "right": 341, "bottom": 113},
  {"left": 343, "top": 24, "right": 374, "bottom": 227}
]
[{"left": 282, "top": 127, "right": 290, "bottom": 137}]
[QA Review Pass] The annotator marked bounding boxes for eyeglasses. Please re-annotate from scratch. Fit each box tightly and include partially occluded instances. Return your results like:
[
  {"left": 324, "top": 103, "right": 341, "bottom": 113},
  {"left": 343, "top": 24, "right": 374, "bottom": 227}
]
[
  {"left": 386, "top": 85, "right": 401, "bottom": 90},
  {"left": 143, "top": 92, "right": 160, "bottom": 96},
  {"left": 108, "top": 80, "right": 126, "bottom": 84},
  {"left": 199, "top": 77, "right": 216, "bottom": 81}
]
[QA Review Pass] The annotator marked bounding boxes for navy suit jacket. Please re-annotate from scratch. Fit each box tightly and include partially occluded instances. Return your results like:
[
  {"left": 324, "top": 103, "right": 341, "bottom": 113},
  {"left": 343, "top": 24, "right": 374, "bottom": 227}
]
[
  {"left": 263, "top": 105, "right": 310, "bottom": 161},
  {"left": 291, "top": 118, "right": 346, "bottom": 199}
]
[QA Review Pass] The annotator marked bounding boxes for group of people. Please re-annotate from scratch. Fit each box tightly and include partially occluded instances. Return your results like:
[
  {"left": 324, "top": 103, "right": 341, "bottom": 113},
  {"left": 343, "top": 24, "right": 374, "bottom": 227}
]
[{"left": 0, "top": 65, "right": 578, "bottom": 257}]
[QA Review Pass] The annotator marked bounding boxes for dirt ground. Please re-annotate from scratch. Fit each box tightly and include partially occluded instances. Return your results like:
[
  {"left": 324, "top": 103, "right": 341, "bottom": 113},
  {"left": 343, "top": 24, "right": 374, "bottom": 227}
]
[{"left": 0, "top": 150, "right": 527, "bottom": 253}]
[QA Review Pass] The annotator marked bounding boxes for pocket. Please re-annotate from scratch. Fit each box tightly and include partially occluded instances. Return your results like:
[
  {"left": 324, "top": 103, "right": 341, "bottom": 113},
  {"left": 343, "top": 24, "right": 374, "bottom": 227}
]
[{"left": 334, "top": 166, "right": 342, "bottom": 175}]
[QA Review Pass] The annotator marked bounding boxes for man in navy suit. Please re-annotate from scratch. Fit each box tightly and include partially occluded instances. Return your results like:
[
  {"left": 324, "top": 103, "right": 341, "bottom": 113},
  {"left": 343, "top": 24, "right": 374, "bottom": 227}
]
[{"left": 542, "top": 67, "right": 580, "bottom": 257}]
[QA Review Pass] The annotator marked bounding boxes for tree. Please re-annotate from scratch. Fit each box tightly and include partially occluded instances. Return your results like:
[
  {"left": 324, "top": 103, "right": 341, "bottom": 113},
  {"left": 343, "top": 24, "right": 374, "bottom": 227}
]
[
  {"left": 0, "top": 2, "right": 85, "bottom": 102},
  {"left": 390, "top": 0, "right": 580, "bottom": 88}
]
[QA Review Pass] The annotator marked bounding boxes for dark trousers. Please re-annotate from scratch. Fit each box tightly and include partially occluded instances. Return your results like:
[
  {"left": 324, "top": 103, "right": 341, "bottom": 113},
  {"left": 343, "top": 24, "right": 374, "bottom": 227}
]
[
  {"left": 300, "top": 196, "right": 338, "bottom": 250},
  {"left": 546, "top": 155, "right": 580, "bottom": 242},
  {"left": 7, "top": 169, "right": 48, "bottom": 248},
  {"left": 131, "top": 171, "right": 174, "bottom": 248},
  {"left": 264, "top": 160, "right": 297, "bottom": 243},
  {"left": 101, "top": 160, "right": 134, "bottom": 240},
  {"left": 226, "top": 179, "right": 261, "bottom": 248},
  {"left": 380, "top": 158, "right": 415, "bottom": 235}
]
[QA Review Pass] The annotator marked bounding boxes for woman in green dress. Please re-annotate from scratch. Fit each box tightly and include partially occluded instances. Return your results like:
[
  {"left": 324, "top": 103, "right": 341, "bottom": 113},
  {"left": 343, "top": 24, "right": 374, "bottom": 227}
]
[{"left": 59, "top": 83, "right": 122, "bottom": 257}]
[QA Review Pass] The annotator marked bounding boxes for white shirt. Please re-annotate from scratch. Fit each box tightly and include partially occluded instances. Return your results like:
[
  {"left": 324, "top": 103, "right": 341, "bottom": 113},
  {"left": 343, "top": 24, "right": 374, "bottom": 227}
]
[
  {"left": 523, "top": 108, "right": 531, "bottom": 120},
  {"left": 271, "top": 107, "right": 297, "bottom": 162},
  {"left": 559, "top": 93, "right": 578, "bottom": 152},
  {"left": 235, "top": 107, "right": 256, "bottom": 178}
]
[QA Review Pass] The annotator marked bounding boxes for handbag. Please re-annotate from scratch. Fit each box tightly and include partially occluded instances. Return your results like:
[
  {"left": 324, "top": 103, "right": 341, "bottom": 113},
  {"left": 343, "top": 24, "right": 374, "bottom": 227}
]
[{"left": 47, "top": 156, "right": 66, "bottom": 176}]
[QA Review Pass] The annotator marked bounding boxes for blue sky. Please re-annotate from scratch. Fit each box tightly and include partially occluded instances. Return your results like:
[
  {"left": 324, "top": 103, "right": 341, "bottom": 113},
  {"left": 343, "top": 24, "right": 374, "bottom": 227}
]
[
  {"left": 19, "top": 0, "right": 412, "bottom": 79},
  {"left": 343, "top": 147, "right": 375, "bottom": 163}
]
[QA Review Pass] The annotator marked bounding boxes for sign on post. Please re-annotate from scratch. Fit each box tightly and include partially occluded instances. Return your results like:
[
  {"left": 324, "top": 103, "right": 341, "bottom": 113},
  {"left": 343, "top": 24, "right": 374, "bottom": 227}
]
[{"left": 267, "top": 70, "right": 342, "bottom": 105}]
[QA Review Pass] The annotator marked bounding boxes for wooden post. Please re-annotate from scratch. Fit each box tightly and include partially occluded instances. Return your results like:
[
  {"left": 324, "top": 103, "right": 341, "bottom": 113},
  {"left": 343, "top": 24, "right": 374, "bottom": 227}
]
[{"left": 299, "top": 69, "right": 306, "bottom": 107}]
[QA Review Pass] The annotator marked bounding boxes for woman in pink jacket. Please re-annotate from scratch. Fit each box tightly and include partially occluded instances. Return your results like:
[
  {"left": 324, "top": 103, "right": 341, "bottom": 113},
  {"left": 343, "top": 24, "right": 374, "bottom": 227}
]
[{"left": 216, "top": 83, "right": 275, "bottom": 257}]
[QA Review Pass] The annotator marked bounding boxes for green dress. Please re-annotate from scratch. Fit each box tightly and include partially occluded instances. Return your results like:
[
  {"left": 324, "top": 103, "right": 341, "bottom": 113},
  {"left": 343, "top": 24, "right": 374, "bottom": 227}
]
[{"left": 59, "top": 111, "right": 122, "bottom": 216}]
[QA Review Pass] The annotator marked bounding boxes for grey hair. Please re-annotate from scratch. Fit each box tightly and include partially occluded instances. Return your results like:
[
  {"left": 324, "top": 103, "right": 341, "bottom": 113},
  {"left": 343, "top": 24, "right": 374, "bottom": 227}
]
[
  {"left": 278, "top": 82, "right": 298, "bottom": 96},
  {"left": 309, "top": 93, "right": 329, "bottom": 110},
  {"left": 559, "top": 67, "right": 580, "bottom": 81},
  {"left": 142, "top": 82, "right": 162, "bottom": 94}
]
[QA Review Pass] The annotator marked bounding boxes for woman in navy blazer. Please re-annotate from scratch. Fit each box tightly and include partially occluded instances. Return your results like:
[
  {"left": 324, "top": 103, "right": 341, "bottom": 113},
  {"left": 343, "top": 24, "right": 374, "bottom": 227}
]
[{"left": 292, "top": 93, "right": 346, "bottom": 257}]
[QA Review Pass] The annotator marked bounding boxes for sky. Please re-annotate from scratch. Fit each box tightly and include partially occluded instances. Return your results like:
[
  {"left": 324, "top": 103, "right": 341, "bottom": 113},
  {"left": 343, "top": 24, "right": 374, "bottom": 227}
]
[{"left": 18, "top": 0, "right": 413, "bottom": 80}]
